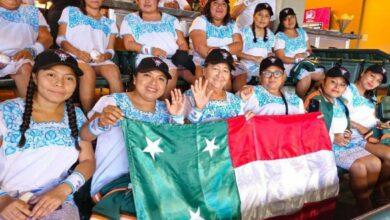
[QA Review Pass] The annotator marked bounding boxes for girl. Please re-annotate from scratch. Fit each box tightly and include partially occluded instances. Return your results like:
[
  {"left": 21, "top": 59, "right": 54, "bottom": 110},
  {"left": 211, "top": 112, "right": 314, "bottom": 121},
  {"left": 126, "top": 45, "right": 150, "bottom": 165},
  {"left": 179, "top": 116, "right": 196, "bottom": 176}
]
[
  {"left": 0, "top": 0, "right": 52, "bottom": 97},
  {"left": 189, "top": 0, "right": 244, "bottom": 89},
  {"left": 275, "top": 8, "right": 324, "bottom": 98},
  {"left": 57, "top": 0, "right": 123, "bottom": 112},
  {"left": 80, "top": 57, "right": 185, "bottom": 219},
  {"left": 236, "top": 3, "right": 275, "bottom": 91},
  {"left": 120, "top": 0, "right": 193, "bottom": 99},
  {"left": 306, "top": 66, "right": 382, "bottom": 213},
  {"left": 0, "top": 49, "right": 95, "bottom": 220},
  {"left": 240, "top": 56, "right": 305, "bottom": 115},
  {"left": 184, "top": 49, "right": 250, "bottom": 123}
]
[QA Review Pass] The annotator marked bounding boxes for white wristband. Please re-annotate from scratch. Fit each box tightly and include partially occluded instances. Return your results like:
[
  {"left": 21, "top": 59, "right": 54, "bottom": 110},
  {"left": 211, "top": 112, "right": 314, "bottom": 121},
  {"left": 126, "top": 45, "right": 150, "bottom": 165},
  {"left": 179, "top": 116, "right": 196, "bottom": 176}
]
[
  {"left": 188, "top": 107, "right": 203, "bottom": 123},
  {"left": 88, "top": 117, "right": 111, "bottom": 136},
  {"left": 105, "top": 49, "right": 115, "bottom": 58},
  {"left": 170, "top": 114, "right": 184, "bottom": 124},
  {"left": 56, "top": 35, "right": 66, "bottom": 47},
  {"left": 31, "top": 42, "right": 45, "bottom": 55},
  {"left": 220, "top": 45, "right": 230, "bottom": 52},
  {"left": 141, "top": 45, "right": 153, "bottom": 55},
  {"left": 243, "top": 0, "right": 251, "bottom": 6},
  {"left": 62, "top": 171, "right": 85, "bottom": 194},
  {"left": 295, "top": 57, "right": 304, "bottom": 63}
]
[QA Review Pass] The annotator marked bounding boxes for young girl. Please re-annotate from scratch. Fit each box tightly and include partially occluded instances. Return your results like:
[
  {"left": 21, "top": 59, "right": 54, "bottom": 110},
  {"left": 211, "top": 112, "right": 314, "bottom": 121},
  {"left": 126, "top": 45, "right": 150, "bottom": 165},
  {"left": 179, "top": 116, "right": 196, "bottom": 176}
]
[
  {"left": 0, "top": 50, "right": 95, "bottom": 220},
  {"left": 184, "top": 49, "right": 250, "bottom": 123},
  {"left": 80, "top": 57, "right": 185, "bottom": 219},
  {"left": 275, "top": 8, "right": 324, "bottom": 98},
  {"left": 120, "top": 0, "right": 192, "bottom": 99},
  {"left": 240, "top": 56, "right": 305, "bottom": 115},
  {"left": 306, "top": 66, "right": 382, "bottom": 213},
  {"left": 0, "top": 0, "right": 52, "bottom": 97},
  {"left": 236, "top": 3, "right": 274, "bottom": 91},
  {"left": 57, "top": 0, "right": 123, "bottom": 112},
  {"left": 189, "top": 0, "right": 244, "bottom": 87}
]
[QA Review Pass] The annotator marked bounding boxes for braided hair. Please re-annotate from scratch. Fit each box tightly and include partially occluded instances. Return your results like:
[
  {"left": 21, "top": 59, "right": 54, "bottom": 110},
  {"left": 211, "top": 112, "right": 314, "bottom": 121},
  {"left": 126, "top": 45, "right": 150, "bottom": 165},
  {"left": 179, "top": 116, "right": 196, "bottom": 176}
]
[
  {"left": 251, "top": 23, "right": 268, "bottom": 43},
  {"left": 18, "top": 71, "right": 81, "bottom": 150}
]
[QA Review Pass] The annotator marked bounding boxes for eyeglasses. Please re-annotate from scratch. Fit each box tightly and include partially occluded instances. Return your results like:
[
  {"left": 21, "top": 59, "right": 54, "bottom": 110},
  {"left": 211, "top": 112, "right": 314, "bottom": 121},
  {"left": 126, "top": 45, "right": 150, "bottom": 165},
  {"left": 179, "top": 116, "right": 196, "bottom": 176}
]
[{"left": 261, "top": 70, "right": 284, "bottom": 78}]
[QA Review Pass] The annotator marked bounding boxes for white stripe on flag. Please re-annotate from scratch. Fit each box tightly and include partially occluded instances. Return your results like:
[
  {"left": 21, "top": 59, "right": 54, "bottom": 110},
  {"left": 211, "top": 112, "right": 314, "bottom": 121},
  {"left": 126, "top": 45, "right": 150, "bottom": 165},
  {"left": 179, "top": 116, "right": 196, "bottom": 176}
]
[{"left": 234, "top": 150, "right": 339, "bottom": 219}]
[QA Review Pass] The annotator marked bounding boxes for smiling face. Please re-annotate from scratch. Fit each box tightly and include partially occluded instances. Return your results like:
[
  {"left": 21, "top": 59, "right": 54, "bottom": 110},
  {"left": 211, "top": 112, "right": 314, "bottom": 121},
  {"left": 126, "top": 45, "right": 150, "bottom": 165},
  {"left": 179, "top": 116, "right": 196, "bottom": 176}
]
[
  {"left": 253, "top": 9, "right": 271, "bottom": 29},
  {"left": 133, "top": 70, "right": 168, "bottom": 102},
  {"left": 0, "top": 0, "right": 22, "bottom": 10},
  {"left": 282, "top": 14, "right": 297, "bottom": 30},
  {"left": 34, "top": 65, "right": 77, "bottom": 104},
  {"left": 260, "top": 65, "right": 286, "bottom": 91},
  {"left": 203, "top": 62, "right": 231, "bottom": 91},
  {"left": 322, "top": 76, "right": 348, "bottom": 99},
  {"left": 210, "top": 0, "right": 228, "bottom": 22},
  {"left": 358, "top": 70, "right": 383, "bottom": 91},
  {"left": 137, "top": 0, "right": 159, "bottom": 13}
]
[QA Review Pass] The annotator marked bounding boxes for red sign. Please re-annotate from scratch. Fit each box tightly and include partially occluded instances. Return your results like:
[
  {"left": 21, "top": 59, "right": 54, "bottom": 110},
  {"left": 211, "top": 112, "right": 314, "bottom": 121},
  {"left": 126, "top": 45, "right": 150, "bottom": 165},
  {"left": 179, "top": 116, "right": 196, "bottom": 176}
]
[{"left": 304, "top": 7, "right": 331, "bottom": 30}]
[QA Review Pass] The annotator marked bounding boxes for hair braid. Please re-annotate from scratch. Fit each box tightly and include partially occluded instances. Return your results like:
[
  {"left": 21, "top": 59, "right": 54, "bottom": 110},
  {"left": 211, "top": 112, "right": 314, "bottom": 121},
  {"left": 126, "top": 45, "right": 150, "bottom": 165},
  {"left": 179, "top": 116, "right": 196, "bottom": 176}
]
[
  {"left": 65, "top": 98, "right": 80, "bottom": 150},
  {"left": 18, "top": 75, "right": 35, "bottom": 147}
]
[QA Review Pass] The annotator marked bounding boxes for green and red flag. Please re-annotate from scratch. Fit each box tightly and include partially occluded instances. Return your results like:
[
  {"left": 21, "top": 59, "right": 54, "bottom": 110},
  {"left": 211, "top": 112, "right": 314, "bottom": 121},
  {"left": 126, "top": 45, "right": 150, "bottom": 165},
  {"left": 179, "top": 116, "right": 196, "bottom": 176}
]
[{"left": 122, "top": 112, "right": 339, "bottom": 219}]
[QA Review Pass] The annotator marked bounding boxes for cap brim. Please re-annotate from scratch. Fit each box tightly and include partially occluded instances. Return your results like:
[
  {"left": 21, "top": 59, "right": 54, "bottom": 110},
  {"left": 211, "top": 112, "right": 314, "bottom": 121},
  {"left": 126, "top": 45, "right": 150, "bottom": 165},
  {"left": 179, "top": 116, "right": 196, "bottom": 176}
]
[
  {"left": 33, "top": 62, "right": 83, "bottom": 76},
  {"left": 206, "top": 60, "right": 235, "bottom": 71},
  {"left": 137, "top": 67, "right": 172, "bottom": 79}
]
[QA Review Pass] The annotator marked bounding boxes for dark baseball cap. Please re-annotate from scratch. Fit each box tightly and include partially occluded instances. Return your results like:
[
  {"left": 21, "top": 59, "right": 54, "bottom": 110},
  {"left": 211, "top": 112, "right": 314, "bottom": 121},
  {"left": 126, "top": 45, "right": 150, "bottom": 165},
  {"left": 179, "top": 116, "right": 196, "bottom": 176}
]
[
  {"left": 259, "top": 56, "right": 285, "bottom": 73},
  {"left": 32, "top": 49, "right": 83, "bottom": 76},
  {"left": 326, "top": 66, "right": 351, "bottom": 85},
  {"left": 204, "top": 48, "right": 235, "bottom": 71},
  {"left": 136, "top": 57, "right": 171, "bottom": 79},
  {"left": 365, "top": 64, "right": 387, "bottom": 84},
  {"left": 254, "top": 3, "right": 273, "bottom": 17},
  {"left": 279, "top": 7, "right": 296, "bottom": 21}
]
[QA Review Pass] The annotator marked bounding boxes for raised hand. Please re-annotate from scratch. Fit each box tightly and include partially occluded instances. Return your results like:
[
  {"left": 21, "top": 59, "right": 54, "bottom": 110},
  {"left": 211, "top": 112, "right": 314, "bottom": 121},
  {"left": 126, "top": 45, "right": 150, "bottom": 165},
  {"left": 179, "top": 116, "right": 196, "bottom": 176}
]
[
  {"left": 191, "top": 78, "right": 213, "bottom": 110},
  {"left": 166, "top": 89, "right": 185, "bottom": 116},
  {"left": 239, "top": 85, "right": 254, "bottom": 101}
]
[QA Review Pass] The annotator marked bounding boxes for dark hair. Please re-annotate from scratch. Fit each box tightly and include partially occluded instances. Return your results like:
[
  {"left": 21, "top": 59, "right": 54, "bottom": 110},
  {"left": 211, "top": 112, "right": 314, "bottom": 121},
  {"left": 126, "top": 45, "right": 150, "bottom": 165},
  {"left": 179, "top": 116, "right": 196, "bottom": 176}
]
[
  {"left": 275, "top": 15, "right": 299, "bottom": 34},
  {"left": 202, "top": 0, "right": 232, "bottom": 25},
  {"left": 355, "top": 70, "right": 380, "bottom": 103},
  {"left": 251, "top": 3, "right": 272, "bottom": 43},
  {"left": 18, "top": 71, "right": 80, "bottom": 150},
  {"left": 79, "top": 0, "right": 103, "bottom": 15}
]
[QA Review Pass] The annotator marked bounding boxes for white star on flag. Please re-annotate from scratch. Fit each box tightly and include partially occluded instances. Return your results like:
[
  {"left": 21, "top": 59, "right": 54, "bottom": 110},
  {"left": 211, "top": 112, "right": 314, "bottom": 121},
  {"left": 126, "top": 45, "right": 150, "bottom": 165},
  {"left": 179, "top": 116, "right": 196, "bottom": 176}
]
[
  {"left": 203, "top": 137, "right": 219, "bottom": 157},
  {"left": 143, "top": 137, "right": 163, "bottom": 160},
  {"left": 189, "top": 208, "right": 204, "bottom": 220}
]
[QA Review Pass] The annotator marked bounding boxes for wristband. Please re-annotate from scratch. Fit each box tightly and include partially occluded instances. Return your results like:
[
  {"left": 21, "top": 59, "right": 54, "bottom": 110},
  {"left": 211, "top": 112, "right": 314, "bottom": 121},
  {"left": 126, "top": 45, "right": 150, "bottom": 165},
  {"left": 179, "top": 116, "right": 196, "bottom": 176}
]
[
  {"left": 56, "top": 35, "right": 66, "bottom": 47},
  {"left": 31, "top": 42, "right": 45, "bottom": 55},
  {"left": 88, "top": 117, "right": 111, "bottom": 137},
  {"left": 25, "top": 47, "right": 37, "bottom": 59},
  {"left": 141, "top": 45, "right": 153, "bottom": 55},
  {"left": 62, "top": 171, "right": 85, "bottom": 194},
  {"left": 105, "top": 49, "right": 115, "bottom": 58},
  {"left": 188, "top": 107, "right": 203, "bottom": 123},
  {"left": 170, "top": 114, "right": 184, "bottom": 124}
]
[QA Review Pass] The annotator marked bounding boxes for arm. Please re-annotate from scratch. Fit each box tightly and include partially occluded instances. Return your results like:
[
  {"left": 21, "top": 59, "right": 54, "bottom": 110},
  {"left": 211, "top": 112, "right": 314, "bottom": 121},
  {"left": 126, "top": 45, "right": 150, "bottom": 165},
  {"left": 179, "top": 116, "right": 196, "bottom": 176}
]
[
  {"left": 231, "top": 3, "right": 246, "bottom": 19},
  {"left": 190, "top": 30, "right": 215, "bottom": 58},
  {"left": 176, "top": 30, "right": 189, "bottom": 51},
  {"left": 226, "top": 33, "right": 243, "bottom": 55},
  {"left": 275, "top": 49, "right": 295, "bottom": 64}
]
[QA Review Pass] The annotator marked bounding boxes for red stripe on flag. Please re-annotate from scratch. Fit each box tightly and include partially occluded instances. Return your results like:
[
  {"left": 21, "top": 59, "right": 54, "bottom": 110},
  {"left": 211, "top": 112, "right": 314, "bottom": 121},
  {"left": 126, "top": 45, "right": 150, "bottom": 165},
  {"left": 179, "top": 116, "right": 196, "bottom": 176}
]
[
  {"left": 227, "top": 112, "right": 332, "bottom": 168},
  {"left": 266, "top": 197, "right": 337, "bottom": 220}
]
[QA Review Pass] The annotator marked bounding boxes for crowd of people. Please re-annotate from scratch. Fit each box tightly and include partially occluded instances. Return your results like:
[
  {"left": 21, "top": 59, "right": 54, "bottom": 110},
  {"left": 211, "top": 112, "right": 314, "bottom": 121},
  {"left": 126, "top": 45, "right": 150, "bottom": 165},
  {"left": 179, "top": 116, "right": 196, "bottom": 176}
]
[{"left": 0, "top": 0, "right": 389, "bottom": 219}]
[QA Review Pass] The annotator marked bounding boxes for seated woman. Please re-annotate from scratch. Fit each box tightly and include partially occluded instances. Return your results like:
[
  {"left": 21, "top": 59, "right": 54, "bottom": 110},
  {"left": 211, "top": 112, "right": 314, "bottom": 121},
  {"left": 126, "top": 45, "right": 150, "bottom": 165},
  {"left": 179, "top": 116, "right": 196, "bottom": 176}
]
[
  {"left": 57, "top": 0, "right": 123, "bottom": 112},
  {"left": 342, "top": 64, "right": 390, "bottom": 203},
  {"left": 120, "top": 0, "right": 193, "bottom": 99},
  {"left": 80, "top": 57, "right": 185, "bottom": 220},
  {"left": 231, "top": 0, "right": 276, "bottom": 29},
  {"left": 239, "top": 56, "right": 304, "bottom": 115},
  {"left": 274, "top": 8, "right": 324, "bottom": 98},
  {"left": 306, "top": 66, "right": 382, "bottom": 213},
  {"left": 0, "top": 50, "right": 94, "bottom": 220},
  {"left": 184, "top": 49, "right": 251, "bottom": 123},
  {"left": 189, "top": 0, "right": 243, "bottom": 90},
  {"left": 236, "top": 3, "right": 274, "bottom": 91},
  {"left": 0, "top": 0, "right": 52, "bottom": 97}
]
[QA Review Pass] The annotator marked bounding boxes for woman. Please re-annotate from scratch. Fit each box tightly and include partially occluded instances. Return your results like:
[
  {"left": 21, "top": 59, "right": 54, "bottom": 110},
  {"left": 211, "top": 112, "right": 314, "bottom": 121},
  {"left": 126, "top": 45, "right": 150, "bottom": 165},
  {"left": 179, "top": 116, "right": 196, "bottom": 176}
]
[
  {"left": 231, "top": 0, "right": 276, "bottom": 29},
  {"left": 184, "top": 49, "right": 249, "bottom": 123},
  {"left": 57, "top": 0, "right": 123, "bottom": 112},
  {"left": 120, "top": 0, "right": 193, "bottom": 99},
  {"left": 239, "top": 56, "right": 304, "bottom": 115},
  {"left": 189, "top": 0, "right": 243, "bottom": 88},
  {"left": 342, "top": 64, "right": 390, "bottom": 203},
  {"left": 80, "top": 57, "right": 185, "bottom": 219},
  {"left": 236, "top": 3, "right": 274, "bottom": 91},
  {"left": 0, "top": 50, "right": 95, "bottom": 220},
  {"left": 274, "top": 8, "right": 324, "bottom": 98},
  {"left": 0, "top": 0, "right": 52, "bottom": 97},
  {"left": 306, "top": 66, "right": 382, "bottom": 213}
]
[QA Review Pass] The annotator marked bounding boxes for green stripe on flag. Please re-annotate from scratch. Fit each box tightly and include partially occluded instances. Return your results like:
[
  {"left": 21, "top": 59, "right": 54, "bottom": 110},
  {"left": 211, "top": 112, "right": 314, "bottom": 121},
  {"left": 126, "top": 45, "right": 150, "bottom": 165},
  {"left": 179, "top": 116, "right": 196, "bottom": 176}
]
[{"left": 122, "top": 119, "right": 241, "bottom": 220}]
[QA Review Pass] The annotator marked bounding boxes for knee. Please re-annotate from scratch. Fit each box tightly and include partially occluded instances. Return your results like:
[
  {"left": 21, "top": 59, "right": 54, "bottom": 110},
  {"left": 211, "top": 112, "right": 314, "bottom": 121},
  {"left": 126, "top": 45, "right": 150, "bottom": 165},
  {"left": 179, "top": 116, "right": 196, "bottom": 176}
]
[
  {"left": 366, "top": 156, "right": 382, "bottom": 174},
  {"left": 350, "top": 160, "right": 368, "bottom": 177},
  {"left": 102, "top": 65, "right": 121, "bottom": 80}
]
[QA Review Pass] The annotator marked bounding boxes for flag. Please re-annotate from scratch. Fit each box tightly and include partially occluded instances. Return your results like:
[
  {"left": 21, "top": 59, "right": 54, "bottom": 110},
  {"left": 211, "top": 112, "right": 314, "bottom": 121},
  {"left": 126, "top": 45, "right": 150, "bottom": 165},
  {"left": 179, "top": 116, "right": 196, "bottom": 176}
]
[{"left": 122, "top": 112, "right": 339, "bottom": 220}]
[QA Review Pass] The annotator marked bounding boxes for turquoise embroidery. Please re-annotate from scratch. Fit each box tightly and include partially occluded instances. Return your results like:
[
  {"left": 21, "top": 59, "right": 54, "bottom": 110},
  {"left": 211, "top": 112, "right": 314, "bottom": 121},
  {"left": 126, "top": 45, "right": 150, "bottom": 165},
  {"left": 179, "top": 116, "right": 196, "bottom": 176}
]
[
  {"left": 0, "top": 5, "right": 39, "bottom": 32},
  {"left": 0, "top": 98, "right": 86, "bottom": 156},
  {"left": 112, "top": 93, "right": 170, "bottom": 123},
  {"left": 124, "top": 13, "right": 177, "bottom": 40},
  {"left": 67, "top": 7, "right": 115, "bottom": 36},
  {"left": 203, "top": 16, "right": 235, "bottom": 39},
  {"left": 242, "top": 27, "right": 274, "bottom": 51},
  {"left": 254, "top": 86, "right": 301, "bottom": 107},
  {"left": 349, "top": 84, "right": 375, "bottom": 109},
  {"left": 185, "top": 90, "right": 242, "bottom": 121},
  {"left": 333, "top": 99, "right": 347, "bottom": 118},
  {"left": 276, "top": 28, "right": 307, "bottom": 55}
]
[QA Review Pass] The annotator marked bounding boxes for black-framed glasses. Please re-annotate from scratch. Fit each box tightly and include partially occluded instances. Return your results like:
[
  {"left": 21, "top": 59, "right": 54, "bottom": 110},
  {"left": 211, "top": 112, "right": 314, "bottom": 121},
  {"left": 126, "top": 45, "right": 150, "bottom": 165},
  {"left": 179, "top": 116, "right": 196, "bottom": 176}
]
[{"left": 261, "top": 70, "right": 284, "bottom": 78}]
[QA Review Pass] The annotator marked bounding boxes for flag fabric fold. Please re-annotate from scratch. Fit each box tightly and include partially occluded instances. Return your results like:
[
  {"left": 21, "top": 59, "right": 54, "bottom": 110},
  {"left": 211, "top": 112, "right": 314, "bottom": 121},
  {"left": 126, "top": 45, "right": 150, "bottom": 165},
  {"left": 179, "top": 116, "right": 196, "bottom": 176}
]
[{"left": 122, "top": 112, "right": 339, "bottom": 220}]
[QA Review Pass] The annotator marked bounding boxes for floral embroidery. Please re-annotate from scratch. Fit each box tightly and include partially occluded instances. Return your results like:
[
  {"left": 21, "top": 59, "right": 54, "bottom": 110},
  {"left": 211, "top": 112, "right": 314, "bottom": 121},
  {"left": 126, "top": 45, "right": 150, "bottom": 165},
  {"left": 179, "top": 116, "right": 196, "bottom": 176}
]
[
  {"left": 0, "top": 5, "right": 39, "bottom": 32},
  {"left": 242, "top": 27, "right": 274, "bottom": 51},
  {"left": 67, "top": 7, "right": 115, "bottom": 36},
  {"left": 253, "top": 86, "right": 301, "bottom": 107},
  {"left": 276, "top": 28, "right": 307, "bottom": 55}
]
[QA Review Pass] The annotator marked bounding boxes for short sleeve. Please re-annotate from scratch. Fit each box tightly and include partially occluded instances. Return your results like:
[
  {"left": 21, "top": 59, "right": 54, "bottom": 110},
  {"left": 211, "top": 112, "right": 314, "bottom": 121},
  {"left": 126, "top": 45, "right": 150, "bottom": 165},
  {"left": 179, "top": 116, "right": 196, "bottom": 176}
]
[
  {"left": 119, "top": 14, "right": 135, "bottom": 37},
  {"left": 58, "top": 6, "right": 70, "bottom": 24},
  {"left": 232, "top": 23, "right": 241, "bottom": 35},
  {"left": 38, "top": 10, "right": 49, "bottom": 28},
  {"left": 303, "top": 29, "right": 309, "bottom": 41},
  {"left": 274, "top": 35, "right": 286, "bottom": 51},
  {"left": 110, "top": 20, "right": 119, "bottom": 35},
  {"left": 189, "top": 16, "right": 207, "bottom": 33},
  {"left": 87, "top": 95, "right": 117, "bottom": 119},
  {"left": 177, "top": 0, "right": 190, "bottom": 9},
  {"left": 342, "top": 86, "right": 354, "bottom": 108},
  {"left": 298, "top": 99, "right": 305, "bottom": 114},
  {"left": 0, "top": 111, "right": 7, "bottom": 140},
  {"left": 173, "top": 17, "right": 181, "bottom": 32},
  {"left": 234, "top": 0, "right": 244, "bottom": 6},
  {"left": 75, "top": 107, "right": 87, "bottom": 130}
]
